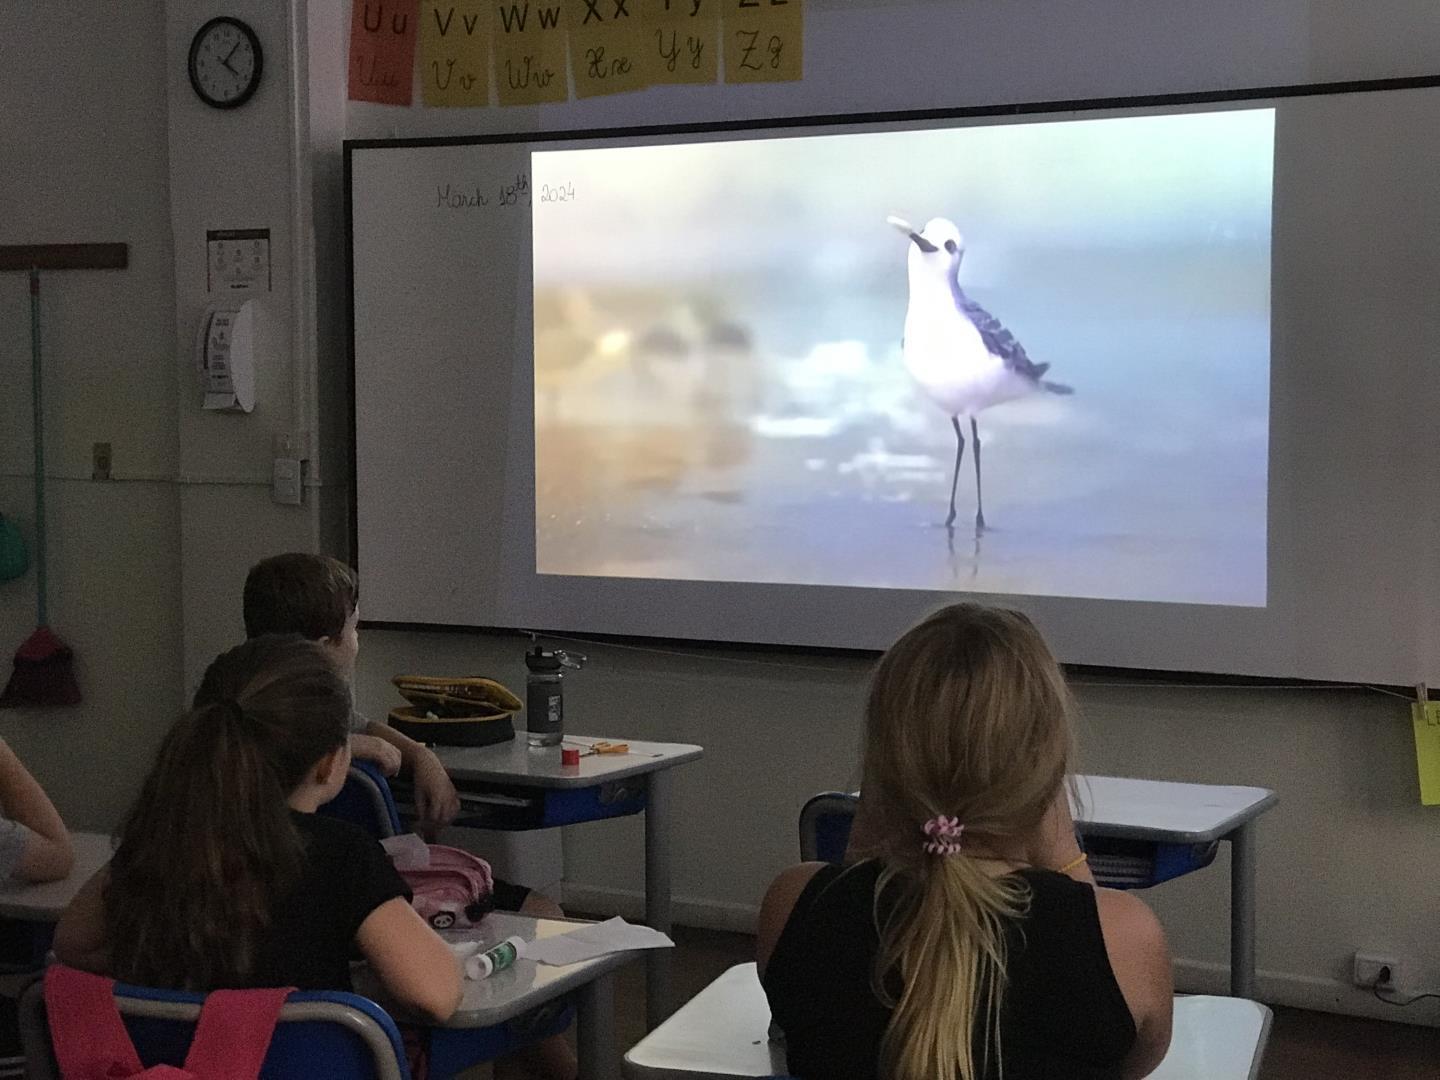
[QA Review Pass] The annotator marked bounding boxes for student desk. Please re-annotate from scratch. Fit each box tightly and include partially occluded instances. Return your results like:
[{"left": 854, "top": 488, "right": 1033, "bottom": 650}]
[
  {"left": 0, "top": 831, "right": 112, "bottom": 922},
  {"left": 428, "top": 736, "right": 704, "bottom": 1029},
  {"left": 355, "top": 911, "right": 642, "bottom": 1080},
  {"left": 1075, "top": 776, "right": 1277, "bottom": 999},
  {"left": 811, "top": 777, "right": 1276, "bottom": 998},
  {"left": 621, "top": 963, "right": 1273, "bottom": 1080}
]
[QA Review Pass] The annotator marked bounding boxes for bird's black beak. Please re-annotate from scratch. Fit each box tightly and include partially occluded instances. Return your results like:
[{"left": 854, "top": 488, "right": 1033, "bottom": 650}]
[{"left": 887, "top": 215, "right": 938, "bottom": 253}]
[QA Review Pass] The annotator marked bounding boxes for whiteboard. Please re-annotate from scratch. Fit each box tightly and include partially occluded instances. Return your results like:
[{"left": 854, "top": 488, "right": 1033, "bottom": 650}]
[{"left": 349, "top": 80, "right": 1440, "bottom": 684}]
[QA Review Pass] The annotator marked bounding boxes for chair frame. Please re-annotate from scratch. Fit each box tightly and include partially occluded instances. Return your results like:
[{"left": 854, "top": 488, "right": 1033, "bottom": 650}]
[
  {"left": 320, "top": 759, "right": 404, "bottom": 839},
  {"left": 798, "top": 791, "right": 859, "bottom": 863},
  {"left": 18, "top": 977, "right": 409, "bottom": 1080}
]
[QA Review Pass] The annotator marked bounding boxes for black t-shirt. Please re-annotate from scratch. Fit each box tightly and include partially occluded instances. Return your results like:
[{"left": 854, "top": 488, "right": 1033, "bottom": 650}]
[
  {"left": 763, "top": 860, "right": 1137, "bottom": 1080},
  {"left": 245, "top": 812, "right": 412, "bottom": 991}
]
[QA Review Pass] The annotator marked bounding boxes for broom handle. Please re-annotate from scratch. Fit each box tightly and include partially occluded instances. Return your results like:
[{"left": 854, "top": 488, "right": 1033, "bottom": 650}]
[{"left": 29, "top": 269, "right": 46, "bottom": 627}]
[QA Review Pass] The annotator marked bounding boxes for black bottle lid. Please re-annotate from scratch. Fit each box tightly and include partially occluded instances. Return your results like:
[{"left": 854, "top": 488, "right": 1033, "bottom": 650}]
[{"left": 525, "top": 646, "right": 563, "bottom": 674}]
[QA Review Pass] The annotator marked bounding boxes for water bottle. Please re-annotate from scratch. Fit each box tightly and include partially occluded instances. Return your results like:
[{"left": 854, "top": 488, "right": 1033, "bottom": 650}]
[{"left": 525, "top": 646, "right": 584, "bottom": 747}]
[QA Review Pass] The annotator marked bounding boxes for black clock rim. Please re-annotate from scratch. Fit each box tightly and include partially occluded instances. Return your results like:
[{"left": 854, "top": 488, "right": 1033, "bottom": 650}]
[{"left": 188, "top": 16, "right": 264, "bottom": 110}]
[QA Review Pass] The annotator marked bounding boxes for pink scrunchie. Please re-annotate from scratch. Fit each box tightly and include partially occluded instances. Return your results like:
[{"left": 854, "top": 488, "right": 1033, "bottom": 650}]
[{"left": 922, "top": 815, "right": 964, "bottom": 855}]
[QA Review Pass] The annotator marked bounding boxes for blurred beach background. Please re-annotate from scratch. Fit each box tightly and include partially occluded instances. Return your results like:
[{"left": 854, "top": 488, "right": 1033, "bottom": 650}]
[{"left": 530, "top": 108, "right": 1273, "bottom": 605}]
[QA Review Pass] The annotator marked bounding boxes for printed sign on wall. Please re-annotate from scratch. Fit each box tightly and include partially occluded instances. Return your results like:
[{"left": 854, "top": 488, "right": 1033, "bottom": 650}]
[
  {"left": 420, "top": 1, "right": 491, "bottom": 106},
  {"left": 494, "top": 0, "right": 569, "bottom": 105},
  {"left": 722, "top": 0, "right": 802, "bottom": 84},
  {"left": 349, "top": 0, "right": 421, "bottom": 104},
  {"left": 643, "top": 0, "right": 718, "bottom": 85},
  {"left": 569, "top": 0, "right": 650, "bottom": 98}
]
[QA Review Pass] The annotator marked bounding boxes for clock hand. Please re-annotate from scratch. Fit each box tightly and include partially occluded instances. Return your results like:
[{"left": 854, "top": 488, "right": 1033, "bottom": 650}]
[{"left": 221, "top": 41, "right": 241, "bottom": 74}]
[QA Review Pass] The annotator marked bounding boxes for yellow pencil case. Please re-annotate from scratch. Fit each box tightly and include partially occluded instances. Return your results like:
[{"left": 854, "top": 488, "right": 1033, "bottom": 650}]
[{"left": 387, "top": 675, "right": 522, "bottom": 747}]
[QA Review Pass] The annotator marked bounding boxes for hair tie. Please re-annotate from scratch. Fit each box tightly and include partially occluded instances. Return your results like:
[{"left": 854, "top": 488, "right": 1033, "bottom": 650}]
[{"left": 922, "top": 815, "right": 964, "bottom": 856}]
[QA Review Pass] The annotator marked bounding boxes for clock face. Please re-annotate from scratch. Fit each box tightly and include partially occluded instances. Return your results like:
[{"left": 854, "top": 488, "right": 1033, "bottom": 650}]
[{"left": 188, "top": 17, "right": 263, "bottom": 109}]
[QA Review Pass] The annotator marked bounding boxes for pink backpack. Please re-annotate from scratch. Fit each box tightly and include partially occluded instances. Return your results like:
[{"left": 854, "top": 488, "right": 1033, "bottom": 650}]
[
  {"left": 390, "top": 842, "right": 495, "bottom": 930},
  {"left": 43, "top": 965, "right": 291, "bottom": 1080}
]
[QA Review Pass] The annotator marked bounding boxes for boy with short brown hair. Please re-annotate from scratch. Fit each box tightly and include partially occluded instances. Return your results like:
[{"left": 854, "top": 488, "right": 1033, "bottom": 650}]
[
  {"left": 242, "top": 553, "right": 460, "bottom": 834},
  {"left": 243, "top": 554, "right": 576, "bottom": 1078}
]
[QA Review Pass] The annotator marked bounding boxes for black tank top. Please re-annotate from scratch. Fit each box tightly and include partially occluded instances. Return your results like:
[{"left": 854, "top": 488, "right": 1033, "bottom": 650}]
[{"left": 763, "top": 861, "right": 1137, "bottom": 1080}]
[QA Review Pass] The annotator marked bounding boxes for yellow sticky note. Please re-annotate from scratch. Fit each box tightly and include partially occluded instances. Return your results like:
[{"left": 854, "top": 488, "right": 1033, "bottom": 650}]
[
  {"left": 494, "top": 0, "right": 568, "bottom": 105},
  {"left": 1412, "top": 702, "right": 1440, "bottom": 805},
  {"left": 643, "top": 0, "right": 719, "bottom": 85},
  {"left": 722, "top": 0, "right": 802, "bottom": 84},
  {"left": 569, "top": 0, "right": 650, "bottom": 98},
  {"left": 420, "top": 1, "right": 490, "bottom": 106}
]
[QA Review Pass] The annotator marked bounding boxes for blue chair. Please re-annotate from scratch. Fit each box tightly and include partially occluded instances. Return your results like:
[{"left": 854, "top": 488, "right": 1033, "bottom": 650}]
[
  {"left": 798, "top": 792, "right": 859, "bottom": 864},
  {"left": 18, "top": 977, "right": 410, "bottom": 1079},
  {"left": 320, "top": 760, "right": 404, "bottom": 840}
]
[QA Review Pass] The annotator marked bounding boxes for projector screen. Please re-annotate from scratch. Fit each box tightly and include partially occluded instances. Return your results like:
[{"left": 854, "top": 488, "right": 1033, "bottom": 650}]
[
  {"left": 531, "top": 110, "right": 1273, "bottom": 606},
  {"left": 348, "top": 81, "right": 1440, "bottom": 684}
]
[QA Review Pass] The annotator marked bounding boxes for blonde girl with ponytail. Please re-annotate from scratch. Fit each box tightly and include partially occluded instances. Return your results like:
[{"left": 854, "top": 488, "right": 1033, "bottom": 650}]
[{"left": 758, "top": 605, "right": 1173, "bottom": 1080}]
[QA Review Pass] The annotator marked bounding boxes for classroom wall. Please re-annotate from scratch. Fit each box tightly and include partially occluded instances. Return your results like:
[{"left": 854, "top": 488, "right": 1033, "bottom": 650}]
[
  {"left": 5, "top": 0, "right": 1437, "bottom": 1028},
  {"left": 0, "top": 1, "right": 184, "bottom": 830},
  {"left": 162, "top": 1, "right": 329, "bottom": 689},
  {"left": 342, "top": 0, "right": 1440, "bottom": 1025},
  {"left": 1, "top": 0, "right": 332, "bottom": 820}
]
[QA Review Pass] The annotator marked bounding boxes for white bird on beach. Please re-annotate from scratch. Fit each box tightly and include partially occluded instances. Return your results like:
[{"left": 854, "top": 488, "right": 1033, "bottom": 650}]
[{"left": 890, "top": 215, "right": 1072, "bottom": 532}]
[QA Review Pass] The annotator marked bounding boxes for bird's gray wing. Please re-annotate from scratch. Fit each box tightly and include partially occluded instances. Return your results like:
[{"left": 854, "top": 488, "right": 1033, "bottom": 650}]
[{"left": 951, "top": 282, "right": 1049, "bottom": 383}]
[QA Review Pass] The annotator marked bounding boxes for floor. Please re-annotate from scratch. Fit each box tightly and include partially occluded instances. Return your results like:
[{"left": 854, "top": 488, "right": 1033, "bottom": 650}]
[{"left": 596, "top": 925, "right": 1439, "bottom": 1080}]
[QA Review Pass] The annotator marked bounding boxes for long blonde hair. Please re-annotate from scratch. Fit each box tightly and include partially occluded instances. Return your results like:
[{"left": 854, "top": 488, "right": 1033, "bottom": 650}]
[{"left": 859, "top": 604, "right": 1075, "bottom": 1080}]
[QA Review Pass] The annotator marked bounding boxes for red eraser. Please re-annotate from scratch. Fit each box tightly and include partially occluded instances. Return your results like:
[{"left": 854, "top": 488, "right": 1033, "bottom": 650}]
[{"left": 561, "top": 747, "right": 581, "bottom": 767}]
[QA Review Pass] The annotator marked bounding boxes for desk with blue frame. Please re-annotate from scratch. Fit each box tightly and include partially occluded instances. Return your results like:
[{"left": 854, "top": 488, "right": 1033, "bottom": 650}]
[{"left": 396, "top": 735, "right": 704, "bottom": 1031}]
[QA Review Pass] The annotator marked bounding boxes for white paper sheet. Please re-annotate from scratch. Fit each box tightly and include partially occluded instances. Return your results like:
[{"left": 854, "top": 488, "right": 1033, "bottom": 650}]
[
  {"left": 523, "top": 917, "right": 675, "bottom": 966},
  {"left": 380, "top": 833, "right": 431, "bottom": 870}
]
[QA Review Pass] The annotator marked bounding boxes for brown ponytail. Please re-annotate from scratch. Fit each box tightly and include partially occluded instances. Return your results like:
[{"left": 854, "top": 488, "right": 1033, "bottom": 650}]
[
  {"left": 860, "top": 604, "right": 1075, "bottom": 1080},
  {"left": 104, "top": 636, "right": 350, "bottom": 989}
]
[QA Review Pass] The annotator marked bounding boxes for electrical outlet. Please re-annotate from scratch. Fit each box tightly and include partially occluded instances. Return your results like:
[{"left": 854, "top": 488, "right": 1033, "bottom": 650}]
[
  {"left": 91, "top": 442, "right": 112, "bottom": 481},
  {"left": 1354, "top": 952, "right": 1402, "bottom": 990},
  {"left": 271, "top": 457, "right": 303, "bottom": 506}
]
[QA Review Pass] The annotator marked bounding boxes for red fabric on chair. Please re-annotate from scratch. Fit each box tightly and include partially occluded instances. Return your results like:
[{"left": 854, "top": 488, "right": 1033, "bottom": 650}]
[{"left": 43, "top": 965, "right": 293, "bottom": 1079}]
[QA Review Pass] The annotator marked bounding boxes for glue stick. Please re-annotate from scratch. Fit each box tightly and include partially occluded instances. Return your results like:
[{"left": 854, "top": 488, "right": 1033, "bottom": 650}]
[{"left": 470, "top": 935, "right": 525, "bottom": 979}]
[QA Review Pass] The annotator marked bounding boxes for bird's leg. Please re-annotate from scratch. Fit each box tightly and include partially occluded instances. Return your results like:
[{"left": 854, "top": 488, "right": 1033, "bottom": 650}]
[
  {"left": 947, "top": 416, "right": 965, "bottom": 529},
  {"left": 971, "top": 415, "right": 986, "bottom": 533}
]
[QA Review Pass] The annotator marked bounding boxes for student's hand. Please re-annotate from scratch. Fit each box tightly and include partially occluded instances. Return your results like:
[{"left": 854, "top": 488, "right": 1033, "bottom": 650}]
[
  {"left": 412, "top": 750, "right": 460, "bottom": 840},
  {"left": 351, "top": 733, "right": 403, "bottom": 777}
]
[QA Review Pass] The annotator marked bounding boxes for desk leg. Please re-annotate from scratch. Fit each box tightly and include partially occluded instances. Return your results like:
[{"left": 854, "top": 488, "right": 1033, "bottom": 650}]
[
  {"left": 577, "top": 972, "right": 618, "bottom": 1080},
  {"left": 1230, "top": 822, "right": 1257, "bottom": 999},
  {"left": 644, "top": 769, "right": 674, "bottom": 1030}
]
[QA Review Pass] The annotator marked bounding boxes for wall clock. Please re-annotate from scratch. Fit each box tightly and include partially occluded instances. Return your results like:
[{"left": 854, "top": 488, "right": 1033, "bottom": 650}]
[{"left": 188, "top": 17, "right": 263, "bottom": 110}]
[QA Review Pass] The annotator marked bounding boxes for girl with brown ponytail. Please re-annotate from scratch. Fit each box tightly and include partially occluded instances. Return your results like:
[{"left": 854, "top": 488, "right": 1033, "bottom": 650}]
[
  {"left": 758, "top": 604, "right": 1173, "bottom": 1080},
  {"left": 54, "top": 636, "right": 461, "bottom": 1024}
]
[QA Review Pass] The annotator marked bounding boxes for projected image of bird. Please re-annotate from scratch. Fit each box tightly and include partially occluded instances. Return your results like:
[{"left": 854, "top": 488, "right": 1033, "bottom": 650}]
[{"left": 890, "top": 215, "right": 1073, "bottom": 532}]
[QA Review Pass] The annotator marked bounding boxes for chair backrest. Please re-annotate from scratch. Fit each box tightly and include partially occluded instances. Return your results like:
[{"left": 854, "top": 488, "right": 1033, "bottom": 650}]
[
  {"left": 798, "top": 792, "right": 858, "bottom": 863},
  {"left": 19, "top": 976, "right": 410, "bottom": 1080},
  {"left": 319, "top": 760, "right": 403, "bottom": 839}
]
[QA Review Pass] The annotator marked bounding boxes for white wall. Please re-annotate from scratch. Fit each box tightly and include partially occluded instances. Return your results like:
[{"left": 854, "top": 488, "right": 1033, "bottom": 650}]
[
  {"left": 163, "top": 2, "right": 327, "bottom": 688},
  {"left": 0, "top": 1, "right": 184, "bottom": 830},
  {"left": 341, "top": 0, "right": 1440, "bottom": 1026}
]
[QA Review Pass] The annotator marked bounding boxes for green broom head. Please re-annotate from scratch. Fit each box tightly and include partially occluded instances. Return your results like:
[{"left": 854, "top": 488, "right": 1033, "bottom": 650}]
[{"left": 0, "top": 626, "right": 81, "bottom": 708}]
